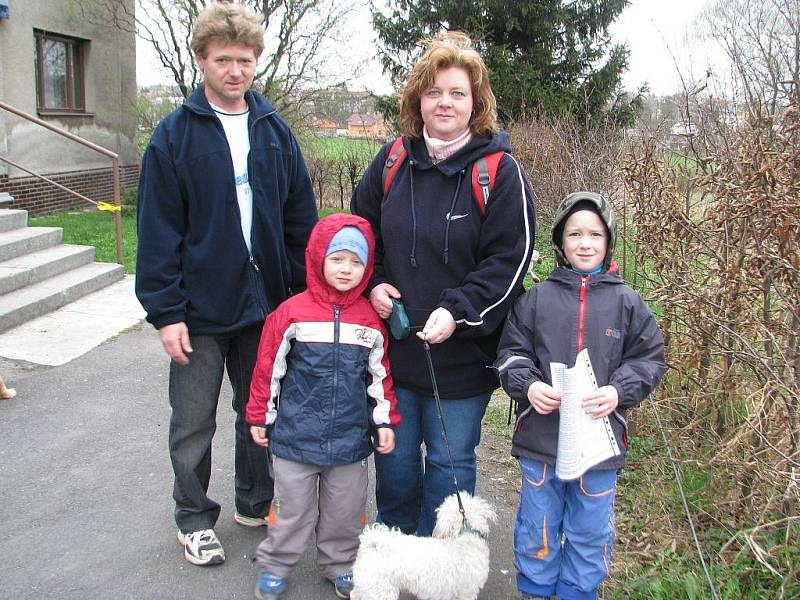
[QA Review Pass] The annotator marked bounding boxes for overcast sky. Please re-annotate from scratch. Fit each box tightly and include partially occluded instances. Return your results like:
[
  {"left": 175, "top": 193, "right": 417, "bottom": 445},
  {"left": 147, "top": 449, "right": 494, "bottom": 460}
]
[
  {"left": 610, "top": 0, "right": 718, "bottom": 96},
  {"left": 136, "top": 0, "right": 719, "bottom": 97}
]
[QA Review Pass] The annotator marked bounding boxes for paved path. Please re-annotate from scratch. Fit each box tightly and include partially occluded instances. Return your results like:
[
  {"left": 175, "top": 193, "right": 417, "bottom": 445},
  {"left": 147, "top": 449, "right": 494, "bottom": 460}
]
[{"left": 0, "top": 307, "right": 519, "bottom": 599}]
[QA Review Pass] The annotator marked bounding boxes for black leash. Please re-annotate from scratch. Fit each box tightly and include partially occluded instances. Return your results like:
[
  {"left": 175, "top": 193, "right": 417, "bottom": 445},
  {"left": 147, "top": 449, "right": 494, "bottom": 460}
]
[{"left": 423, "top": 341, "right": 468, "bottom": 529}]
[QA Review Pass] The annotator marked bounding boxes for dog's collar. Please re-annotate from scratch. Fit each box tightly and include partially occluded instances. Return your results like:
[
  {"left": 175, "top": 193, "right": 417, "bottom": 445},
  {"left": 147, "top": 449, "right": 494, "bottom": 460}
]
[{"left": 463, "top": 525, "right": 488, "bottom": 540}]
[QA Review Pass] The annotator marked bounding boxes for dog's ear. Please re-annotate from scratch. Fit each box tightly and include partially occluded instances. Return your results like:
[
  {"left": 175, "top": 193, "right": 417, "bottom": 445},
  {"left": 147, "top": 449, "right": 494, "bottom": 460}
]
[
  {"left": 463, "top": 495, "right": 497, "bottom": 535},
  {"left": 432, "top": 493, "right": 466, "bottom": 538}
]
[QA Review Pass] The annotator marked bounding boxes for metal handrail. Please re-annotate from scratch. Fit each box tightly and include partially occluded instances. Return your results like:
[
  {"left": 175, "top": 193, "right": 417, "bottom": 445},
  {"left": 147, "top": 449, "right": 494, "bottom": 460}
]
[{"left": 0, "top": 100, "right": 123, "bottom": 265}]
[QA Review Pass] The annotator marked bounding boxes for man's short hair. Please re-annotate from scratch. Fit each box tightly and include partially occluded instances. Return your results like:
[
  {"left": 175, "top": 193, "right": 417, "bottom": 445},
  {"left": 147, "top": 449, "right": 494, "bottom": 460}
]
[
  {"left": 398, "top": 31, "right": 498, "bottom": 139},
  {"left": 191, "top": 2, "right": 265, "bottom": 59}
]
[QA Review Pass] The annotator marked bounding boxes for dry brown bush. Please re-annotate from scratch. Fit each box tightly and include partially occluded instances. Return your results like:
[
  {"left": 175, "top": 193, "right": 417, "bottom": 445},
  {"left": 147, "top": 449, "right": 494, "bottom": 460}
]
[
  {"left": 508, "top": 92, "right": 799, "bottom": 587},
  {"left": 622, "top": 99, "right": 800, "bottom": 578},
  {"left": 510, "top": 117, "right": 627, "bottom": 225}
]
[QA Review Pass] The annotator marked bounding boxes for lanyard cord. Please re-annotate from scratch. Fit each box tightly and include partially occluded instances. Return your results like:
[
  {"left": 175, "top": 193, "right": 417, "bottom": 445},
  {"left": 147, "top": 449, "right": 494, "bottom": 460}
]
[
  {"left": 423, "top": 341, "right": 468, "bottom": 529},
  {"left": 651, "top": 398, "right": 720, "bottom": 600}
]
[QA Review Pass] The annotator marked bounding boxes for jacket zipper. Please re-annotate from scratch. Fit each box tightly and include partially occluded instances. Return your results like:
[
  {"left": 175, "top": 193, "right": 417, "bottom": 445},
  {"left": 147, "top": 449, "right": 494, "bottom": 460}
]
[
  {"left": 329, "top": 305, "right": 341, "bottom": 462},
  {"left": 206, "top": 106, "right": 268, "bottom": 316},
  {"left": 245, "top": 110, "right": 278, "bottom": 313},
  {"left": 248, "top": 256, "right": 268, "bottom": 316},
  {"left": 577, "top": 275, "right": 589, "bottom": 353}
]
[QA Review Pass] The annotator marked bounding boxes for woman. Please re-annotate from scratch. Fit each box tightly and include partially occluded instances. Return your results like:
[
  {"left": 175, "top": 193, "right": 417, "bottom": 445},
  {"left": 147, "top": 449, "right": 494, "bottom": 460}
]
[{"left": 351, "top": 31, "right": 536, "bottom": 536}]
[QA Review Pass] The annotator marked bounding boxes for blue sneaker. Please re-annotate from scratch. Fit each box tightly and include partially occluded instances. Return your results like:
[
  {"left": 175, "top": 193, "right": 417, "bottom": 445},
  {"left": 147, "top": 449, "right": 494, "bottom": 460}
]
[
  {"left": 255, "top": 570, "right": 285, "bottom": 600},
  {"left": 332, "top": 571, "right": 353, "bottom": 599}
]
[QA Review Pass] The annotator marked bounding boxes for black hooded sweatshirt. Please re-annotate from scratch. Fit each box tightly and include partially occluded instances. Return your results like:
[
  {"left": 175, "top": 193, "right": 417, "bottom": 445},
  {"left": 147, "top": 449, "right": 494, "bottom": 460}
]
[{"left": 351, "top": 132, "right": 536, "bottom": 399}]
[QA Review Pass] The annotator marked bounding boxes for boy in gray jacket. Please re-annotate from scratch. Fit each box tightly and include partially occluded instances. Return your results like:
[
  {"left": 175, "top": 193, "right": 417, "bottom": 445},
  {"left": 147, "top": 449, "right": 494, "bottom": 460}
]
[{"left": 495, "top": 192, "right": 666, "bottom": 600}]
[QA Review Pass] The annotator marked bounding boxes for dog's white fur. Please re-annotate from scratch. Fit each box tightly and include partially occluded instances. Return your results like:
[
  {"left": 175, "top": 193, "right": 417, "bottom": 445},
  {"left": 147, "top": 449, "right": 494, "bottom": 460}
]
[
  {"left": 351, "top": 493, "right": 496, "bottom": 600},
  {"left": 0, "top": 376, "right": 15, "bottom": 399}
]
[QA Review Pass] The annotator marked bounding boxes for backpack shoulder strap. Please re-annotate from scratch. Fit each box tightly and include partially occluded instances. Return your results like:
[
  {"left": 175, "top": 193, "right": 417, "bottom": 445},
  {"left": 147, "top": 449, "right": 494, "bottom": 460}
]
[
  {"left": 470, "top": 151, "right": 505, "bottom": 216},
  {"left": 381, "top": 137, "right": 407, "bottom": 195}
]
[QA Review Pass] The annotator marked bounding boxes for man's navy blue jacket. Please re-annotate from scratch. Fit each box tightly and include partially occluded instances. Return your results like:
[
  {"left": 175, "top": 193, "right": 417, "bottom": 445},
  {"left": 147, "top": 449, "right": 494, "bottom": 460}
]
[{"left": 136, "top": 86, "right": 318, "bottom": 334}]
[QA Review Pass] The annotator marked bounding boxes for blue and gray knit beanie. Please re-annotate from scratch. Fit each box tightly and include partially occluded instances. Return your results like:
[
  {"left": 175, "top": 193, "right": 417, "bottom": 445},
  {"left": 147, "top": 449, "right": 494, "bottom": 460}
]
[{"left": 326, "top": 226, "right": 369, "bottom": 266}]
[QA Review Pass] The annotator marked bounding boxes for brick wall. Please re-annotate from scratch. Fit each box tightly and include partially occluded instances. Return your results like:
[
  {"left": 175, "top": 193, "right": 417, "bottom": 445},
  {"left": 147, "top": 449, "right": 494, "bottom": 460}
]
[{"left": 0, "top": 164, "right": 141, "bottom": 216}]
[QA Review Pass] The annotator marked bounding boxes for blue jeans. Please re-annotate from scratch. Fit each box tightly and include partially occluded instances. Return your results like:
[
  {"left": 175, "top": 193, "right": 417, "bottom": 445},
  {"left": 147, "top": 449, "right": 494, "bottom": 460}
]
[
  {"left": 168, "top": 323, "right": 273, "bottom": 533},
  {"left": 515, "top": 458, "right": 617, "bottom": 600},
  {"left": 374, "top": 387, "right": 490, "bottom": 536}
]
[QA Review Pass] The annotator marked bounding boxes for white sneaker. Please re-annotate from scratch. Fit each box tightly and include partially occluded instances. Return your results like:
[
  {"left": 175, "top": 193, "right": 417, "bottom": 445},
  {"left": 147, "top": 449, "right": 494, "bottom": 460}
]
[
  {"left": 177, "top": 529, "right": 225, "bottom": 566},
  {"left": 234, "top": 511, "right": 270, "bottom": 528}
]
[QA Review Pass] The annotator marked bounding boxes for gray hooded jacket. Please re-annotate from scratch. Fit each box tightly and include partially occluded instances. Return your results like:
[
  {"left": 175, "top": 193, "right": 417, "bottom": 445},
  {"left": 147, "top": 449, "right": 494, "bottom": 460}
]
[{"left": 494, "top": 192, "right": 666, "bottom": 470}]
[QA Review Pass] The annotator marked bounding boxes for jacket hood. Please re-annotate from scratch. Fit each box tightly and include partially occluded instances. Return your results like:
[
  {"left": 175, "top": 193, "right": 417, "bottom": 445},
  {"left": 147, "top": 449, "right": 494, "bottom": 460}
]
[
  {"left": 306, "top": 213, "right": 375, "bottom": 305},
  {"left": 551, "top": 191, "right": 617, "bottom": 271},
  {"left": 406, "top": 131, "right": 511, "bottom": 176},
  {"left": 183, "top": 84, "right": 277, "bottom": 118}
]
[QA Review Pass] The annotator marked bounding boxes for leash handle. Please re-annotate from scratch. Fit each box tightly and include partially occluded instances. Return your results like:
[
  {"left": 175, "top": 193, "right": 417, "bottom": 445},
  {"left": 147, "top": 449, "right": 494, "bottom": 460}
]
[{"left": 423, "top": 341, "right": 468, "bottom": 527}]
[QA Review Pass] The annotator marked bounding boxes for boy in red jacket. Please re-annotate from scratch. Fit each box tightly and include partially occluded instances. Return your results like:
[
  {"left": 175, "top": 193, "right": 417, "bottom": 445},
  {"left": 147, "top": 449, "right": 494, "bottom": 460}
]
[{"left": 246, "top": 213, "right": 398, "bottom": 600}]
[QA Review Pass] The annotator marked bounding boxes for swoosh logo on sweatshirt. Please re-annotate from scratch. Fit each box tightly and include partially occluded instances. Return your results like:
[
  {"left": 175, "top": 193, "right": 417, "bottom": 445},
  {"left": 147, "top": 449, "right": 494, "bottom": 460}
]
[{"left": 445, "top": 212, "right": 469, "bottom": 221}]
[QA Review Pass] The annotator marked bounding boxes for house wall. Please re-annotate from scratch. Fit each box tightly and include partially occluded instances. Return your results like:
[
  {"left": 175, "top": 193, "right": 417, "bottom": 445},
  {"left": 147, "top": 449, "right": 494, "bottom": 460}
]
[
  {"left": 0, "top": 165, "right": 140, "bottom": 217},
  {"left": 348, "top": 123, "right": 390, "bottom": 140},
  {"left": 0, "top": 0, "right": 139, "bottom": 214}
]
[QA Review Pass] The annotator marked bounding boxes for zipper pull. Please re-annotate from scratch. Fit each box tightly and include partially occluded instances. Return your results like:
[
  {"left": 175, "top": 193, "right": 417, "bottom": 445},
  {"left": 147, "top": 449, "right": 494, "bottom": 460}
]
[{"left": 250, "top": 256, "right": 260, "bottom": 272}]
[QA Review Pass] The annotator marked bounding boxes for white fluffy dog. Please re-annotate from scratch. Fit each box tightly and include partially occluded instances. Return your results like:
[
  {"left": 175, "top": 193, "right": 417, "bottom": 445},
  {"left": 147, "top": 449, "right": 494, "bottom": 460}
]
[{"left": 351, "top": 493, "right": 497, "bottom": 600}]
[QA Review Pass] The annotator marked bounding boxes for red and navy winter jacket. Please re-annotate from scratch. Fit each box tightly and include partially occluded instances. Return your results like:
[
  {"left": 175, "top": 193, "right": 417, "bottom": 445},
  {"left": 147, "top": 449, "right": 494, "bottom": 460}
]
[{"left": 246, "top": 214, "right": 399, "bottom": 466}]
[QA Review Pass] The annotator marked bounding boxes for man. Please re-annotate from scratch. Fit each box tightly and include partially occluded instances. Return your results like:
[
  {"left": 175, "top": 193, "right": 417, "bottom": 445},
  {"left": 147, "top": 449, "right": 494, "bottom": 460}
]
[{"left": 136, "top": 2, "right": 318, "bottom": 567}]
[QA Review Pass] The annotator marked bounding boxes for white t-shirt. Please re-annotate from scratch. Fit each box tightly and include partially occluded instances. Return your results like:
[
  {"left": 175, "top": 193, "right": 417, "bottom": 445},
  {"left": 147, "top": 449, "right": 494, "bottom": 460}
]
[{"left": 211, "top": 102, "right": 253, "bottom": 253}]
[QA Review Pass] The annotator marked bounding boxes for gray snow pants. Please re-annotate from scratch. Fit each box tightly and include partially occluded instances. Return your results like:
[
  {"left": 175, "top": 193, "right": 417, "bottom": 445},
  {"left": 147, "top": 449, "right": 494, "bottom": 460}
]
[{"left": 255, "top": 456, "right": 368, "bottom": 580}]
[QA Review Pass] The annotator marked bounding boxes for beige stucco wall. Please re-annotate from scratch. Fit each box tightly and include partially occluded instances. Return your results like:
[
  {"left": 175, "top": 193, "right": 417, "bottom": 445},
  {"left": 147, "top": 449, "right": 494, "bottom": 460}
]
[{"left": 0, "top": 0, "right": 138, "bottom": 178}]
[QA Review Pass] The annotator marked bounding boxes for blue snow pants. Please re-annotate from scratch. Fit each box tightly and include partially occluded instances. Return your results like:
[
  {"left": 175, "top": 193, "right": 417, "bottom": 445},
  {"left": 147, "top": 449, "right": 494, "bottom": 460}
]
[{"left": 514, "top": 458, "right": 617, "bottom": 600}]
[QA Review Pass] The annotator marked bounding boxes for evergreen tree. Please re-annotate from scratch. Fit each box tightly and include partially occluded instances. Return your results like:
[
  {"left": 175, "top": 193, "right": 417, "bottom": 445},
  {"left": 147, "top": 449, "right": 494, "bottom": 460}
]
[{"left": 373, "top": 0, "right": 641, "bottom": 124}]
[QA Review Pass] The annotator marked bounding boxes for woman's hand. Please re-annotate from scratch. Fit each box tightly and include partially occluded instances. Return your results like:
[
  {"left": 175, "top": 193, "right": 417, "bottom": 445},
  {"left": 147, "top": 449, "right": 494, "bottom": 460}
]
[
  {"left": 528, "top": 381, "right": 562, "bottom": 415},
  {"left": 417, "top": 307, "right": 456, "bottom": 344},
  {"left": 582, "top": 385, "right": 619, "bottom": 419},
  {"left": 369, "top": 283, "right": 401, "bottom": 319}
]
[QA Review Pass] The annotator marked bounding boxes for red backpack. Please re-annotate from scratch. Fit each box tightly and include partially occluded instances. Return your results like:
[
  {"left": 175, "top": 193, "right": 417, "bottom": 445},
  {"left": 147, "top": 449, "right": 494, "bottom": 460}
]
[{"left": 380, "top": 137, "right": 505, "bottom": 217}]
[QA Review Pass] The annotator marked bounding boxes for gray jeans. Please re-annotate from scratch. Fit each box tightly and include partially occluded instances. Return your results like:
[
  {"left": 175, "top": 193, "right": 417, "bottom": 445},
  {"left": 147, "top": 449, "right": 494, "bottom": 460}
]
[
  {"left": 168, "top": 323, "right": 273, "bottom": 533},
  {"left": 256, "top": 456, "right": 368, "bottom": 579}
]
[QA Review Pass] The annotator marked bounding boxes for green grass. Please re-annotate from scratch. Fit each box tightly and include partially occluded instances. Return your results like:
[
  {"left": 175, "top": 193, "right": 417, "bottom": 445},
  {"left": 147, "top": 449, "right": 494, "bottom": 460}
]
[
  {"left": 302, "top": 137, "right": 382, "bottom": 160},
  {"left": 610, "top": 546, "right": 799, "bottom": 599},
  {"left": 483, "top": 402, "right": 514, "bottom": 438},
  {"left": 609, "top": 435, "right": 800, "bottom": 599},
  {"left": 319, "top": 207, "right": 348, "bottom": 218},
  {"left": 664, "top": 150, "right": 700, "bottom": 171},
  {"left": 30, "top": 207, "right": 137, "bottom": 274}
]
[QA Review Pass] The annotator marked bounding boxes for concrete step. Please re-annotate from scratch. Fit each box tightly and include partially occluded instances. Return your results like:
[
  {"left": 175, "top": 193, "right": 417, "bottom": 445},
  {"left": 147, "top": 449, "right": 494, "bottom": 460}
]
[
  {"left": 0, "top": 226, "right": 62, "bottom": 262},
  {"left": 0, "top": 261, "right": 124, "bottom": 334},
  {"left": 0, "top": 244, "right": 95, "bottom": 295},
  {"left": 0, "top": 208, "right": 28, "bottom": 233}
]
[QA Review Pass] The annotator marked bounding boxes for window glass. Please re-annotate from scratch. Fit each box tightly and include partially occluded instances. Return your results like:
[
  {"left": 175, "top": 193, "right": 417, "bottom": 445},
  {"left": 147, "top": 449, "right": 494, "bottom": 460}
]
[
  {"left": 43, "top": 38, "right": 68, "bottom": 109},
  {"left": 70, "top": 43, "right": 83, "bottom": 108}
]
